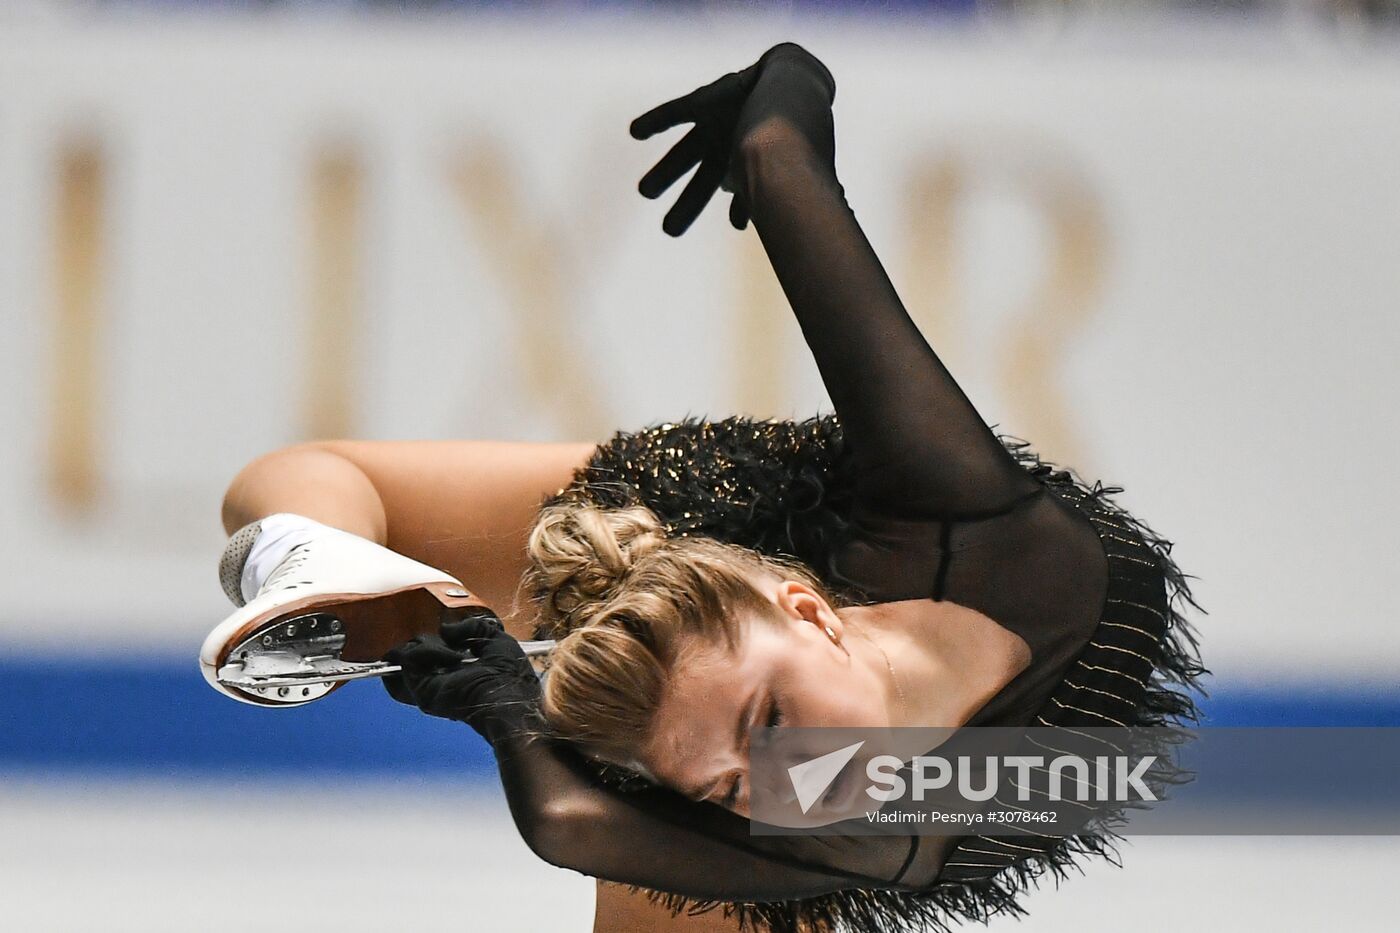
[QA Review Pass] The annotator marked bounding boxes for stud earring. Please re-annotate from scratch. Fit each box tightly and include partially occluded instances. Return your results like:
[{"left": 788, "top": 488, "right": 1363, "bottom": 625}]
[{"left": 823, "top": 625, "right": 838, "bottom": 643}]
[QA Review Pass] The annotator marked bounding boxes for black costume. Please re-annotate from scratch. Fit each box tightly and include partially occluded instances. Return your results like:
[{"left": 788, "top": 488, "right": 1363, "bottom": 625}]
[
  {"left": 542, "top": 417, "right": 1202, "bottom": 932},
  {"left": 387, "top": 43, "right": 1205, "bottom": 933}
]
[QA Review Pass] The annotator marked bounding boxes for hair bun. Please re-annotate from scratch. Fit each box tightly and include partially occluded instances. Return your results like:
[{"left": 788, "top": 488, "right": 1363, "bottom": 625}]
[{"left": 526, "top": 501, "right": 667, "bottom": 635}]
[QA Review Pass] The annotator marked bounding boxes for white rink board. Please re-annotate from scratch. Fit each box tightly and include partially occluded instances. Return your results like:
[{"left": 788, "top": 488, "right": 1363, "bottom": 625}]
[{"left": 0, "top": 15, "right": 1398, "bottom": 685}]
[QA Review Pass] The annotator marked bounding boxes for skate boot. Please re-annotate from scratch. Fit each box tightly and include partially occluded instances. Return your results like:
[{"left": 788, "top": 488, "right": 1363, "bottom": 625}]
[{"left": 200, "top": 513, "right": 554, "bottom": 708}]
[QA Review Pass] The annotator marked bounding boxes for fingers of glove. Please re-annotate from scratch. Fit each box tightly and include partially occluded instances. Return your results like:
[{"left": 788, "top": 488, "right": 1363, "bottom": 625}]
[
  {"left": 390, "top": 634, "right": 468, "bottom": 677},
  {"left": 402, "top": 668, "right": 456, "bottom": 718},
  {"left": 630, "top": 68, "right": 749, "bottom": 140},
  {"left": 381, "top": 669, "right": 417, "bottom": 707},
  {"left": 630, "top": 92, "right": 696, "bottom": 141},
  {"left": 441, "top": 612, "right": 528, "bottom": 666},
  {"left": 382, "top": 639, "right": 414, "bottom": 670},
  {"left": 638, "top": 125, "right": 705, "bottom": 200},
  {"left": 662, "top": 154, "right": 726, "bottom": 237},
  {"left": 417, "top": 669, "right": 506, "bottom": 723},
  {"left": 473, "top": 632, "right": 532, "bottom": 667},
  {"left": 719, "top": 162, "right": 750, "bottom": 230},
  {"left": 381, "top": 640, "right": 420, "bottom": 705},
  {"left": 440, "top": 612, "right": 505, "bottom": 653},
  {"left": 728, "top": 192, "right": 750, "bottom": 231}
]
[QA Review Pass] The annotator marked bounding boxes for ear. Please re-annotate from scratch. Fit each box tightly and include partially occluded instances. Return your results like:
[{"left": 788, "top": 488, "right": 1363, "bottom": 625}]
[{"left": 773, "top": 580, "right": 845, "bottom": 647}]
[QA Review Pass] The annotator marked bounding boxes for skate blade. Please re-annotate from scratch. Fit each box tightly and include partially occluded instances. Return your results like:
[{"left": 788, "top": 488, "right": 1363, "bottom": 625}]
[{"left": 215, "top": 609, "right": 556, "bottom": 706}]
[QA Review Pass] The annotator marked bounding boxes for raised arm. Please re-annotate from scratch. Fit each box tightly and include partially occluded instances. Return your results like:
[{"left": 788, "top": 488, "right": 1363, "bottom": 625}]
[{"left": 635, "top": 44, "right": 1041, "bottom": 520}]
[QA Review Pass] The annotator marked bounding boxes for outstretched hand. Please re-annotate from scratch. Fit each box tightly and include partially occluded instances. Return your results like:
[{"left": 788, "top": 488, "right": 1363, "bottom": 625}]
[
  {"left": 630, "top": 42, "right": 835, "bottom": 237},
  {"left": 382, "top": 609, "right": 541, "bottom": 744}
]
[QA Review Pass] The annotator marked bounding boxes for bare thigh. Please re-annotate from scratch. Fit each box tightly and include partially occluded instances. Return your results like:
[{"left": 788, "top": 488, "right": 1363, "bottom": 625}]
[
  {"left": 227, "top": 438, "right": 597, "bottom": 637},
  {"left": 328, "top": 439, "right": 595, "bottom": 626}
]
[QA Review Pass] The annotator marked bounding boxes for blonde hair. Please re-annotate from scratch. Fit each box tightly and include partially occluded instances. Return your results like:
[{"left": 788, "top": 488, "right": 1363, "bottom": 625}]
[{"left": 526, "top": 499, "right": 838, "bottom": 767}]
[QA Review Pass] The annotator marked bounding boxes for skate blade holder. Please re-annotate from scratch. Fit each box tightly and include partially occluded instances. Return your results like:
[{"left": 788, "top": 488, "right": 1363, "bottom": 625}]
[{"left": 217, "top": 610, "right": 557, "bottom": 706}]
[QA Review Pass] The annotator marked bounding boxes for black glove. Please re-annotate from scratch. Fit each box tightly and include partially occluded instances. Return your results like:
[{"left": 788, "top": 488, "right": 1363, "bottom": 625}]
[
  {"left": 382, "top": 610, "right": 541, "bottom": 746},
  {"left": 630, "top": 41, "right": 836, "bottom": 237}
]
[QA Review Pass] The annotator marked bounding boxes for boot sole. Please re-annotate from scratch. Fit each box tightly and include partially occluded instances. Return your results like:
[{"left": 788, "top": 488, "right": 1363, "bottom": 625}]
[{"left": 200, "top": 581, "right": 491, "bottom": 707}]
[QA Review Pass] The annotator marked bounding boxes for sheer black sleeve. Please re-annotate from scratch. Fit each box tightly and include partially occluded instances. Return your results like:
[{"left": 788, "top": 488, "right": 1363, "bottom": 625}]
[
  {"left": 494, "top": 732, "right": 950, "bottom": 900},
  {"left": 487, "top": 46, "right": 1030, "bottom": 907},
  {"left": 732, "top": 51, "right": 1042, "bottom": 523}
]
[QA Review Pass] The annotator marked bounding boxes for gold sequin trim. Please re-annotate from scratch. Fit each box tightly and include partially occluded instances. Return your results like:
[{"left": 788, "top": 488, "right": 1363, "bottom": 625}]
[
  {"left": 1105, "top": 597, "right": 1168, "bottom": 621},
  {"left": 970, "top": 836, "right": 1046, "bottom": 854},
  {"left": 1006, "top": 778, "right": 1094, "bottom": 809},
  {"left": 1046, "top": 697, "right": 1129, "bottom": 727},
  {"left": 1102, "top": 533, "right": 1150, "bottom": 551},
  {"left": 1099, "top": 620, "right": 1159, "bottom": 640},
  {"left": 1034, "top": 719, "right": 1128, "bottom": 753},
  {"left": 1089, "top": 641, "right": 1156, "bottom": 664},
  {"left": 1077, "top": 662, "right": 1149, "bottom": 687},
  {"left": 959, "top": 846, "right": 1023, "bottom": 858},
  {"left": 1024, "top": 734, "right": 1081, "bottom": 759},
  {"left": 1029, "top": 764, "right": 1099, "bottom": 794},
  {"left": 1063, "top": 678, "right": 1134, "bottom": 704},
  {"left": 1108, "top": 551, "right": 1159, "bottom": 569}
]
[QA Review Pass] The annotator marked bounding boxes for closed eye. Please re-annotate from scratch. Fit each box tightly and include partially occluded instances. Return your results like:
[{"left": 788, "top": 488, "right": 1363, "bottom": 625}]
[
  {"left": 722, "top": 772, "right": 743, "bottom": 810},
  {"left": 765, "top": 693, "right": 785, "bottom": 728}
]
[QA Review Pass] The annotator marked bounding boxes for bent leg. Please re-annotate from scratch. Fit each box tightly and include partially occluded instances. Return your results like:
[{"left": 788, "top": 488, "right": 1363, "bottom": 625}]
[
  {"left": 221, "top": 439, "right": 597, "bottom": 635},
  {"left": 220, "top": 438, "right": 745, "bottom": 933}
]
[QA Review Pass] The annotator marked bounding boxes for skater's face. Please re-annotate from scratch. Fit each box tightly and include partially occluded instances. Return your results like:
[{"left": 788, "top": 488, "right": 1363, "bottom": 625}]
[{"left": 637, "top": 578, "right": 895, "bottom": 818}]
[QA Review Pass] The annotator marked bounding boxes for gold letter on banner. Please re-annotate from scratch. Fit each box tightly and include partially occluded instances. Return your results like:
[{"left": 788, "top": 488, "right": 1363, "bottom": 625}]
[
  {"left": 47, "top": 141, "right": 104, "bottom": 514},
  {"left": 304, "top": 147, "right": 361, "bottom": 441},
  {"left": 448, "top": 141, "right": 610, "bottom": 439},
  {"left": 903, "top": 145, "right": 1106, "bottom": 469}
]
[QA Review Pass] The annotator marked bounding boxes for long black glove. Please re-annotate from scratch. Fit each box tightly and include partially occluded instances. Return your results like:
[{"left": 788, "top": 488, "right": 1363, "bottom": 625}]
[
  {"left": 381, "top": 609, "right": 907, "bottom": 903},
  {"left": 381, "top": 610, "right": 541, "bottom": 745},
  {"left": 630, "top": 41, "right": 836, "bottom": 236},
  {"left": 374, "top": 46, "right": 994, "bottom": 915}
]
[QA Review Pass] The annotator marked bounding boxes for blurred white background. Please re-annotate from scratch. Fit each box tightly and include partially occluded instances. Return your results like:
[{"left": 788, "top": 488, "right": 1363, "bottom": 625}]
[{"left": 2, "top": 2, "right": 1398, "bottom": 930}]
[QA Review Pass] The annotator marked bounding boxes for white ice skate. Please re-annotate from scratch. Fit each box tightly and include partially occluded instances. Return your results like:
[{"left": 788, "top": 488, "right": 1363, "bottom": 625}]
[{"left": 200, "top": 514, "right": 554, "bottom": 708}]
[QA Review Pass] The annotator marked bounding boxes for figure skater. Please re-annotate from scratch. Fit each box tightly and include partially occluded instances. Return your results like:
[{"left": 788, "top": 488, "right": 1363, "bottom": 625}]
[{"left": 202, "top": 43, "right": 1204, "bottom": 933}]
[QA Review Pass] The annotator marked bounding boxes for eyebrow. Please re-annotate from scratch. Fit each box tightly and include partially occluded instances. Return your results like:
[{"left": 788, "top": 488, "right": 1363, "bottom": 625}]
[{"left": 685, "top": 689, "right": 758, "bottom": 803}]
